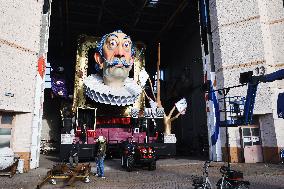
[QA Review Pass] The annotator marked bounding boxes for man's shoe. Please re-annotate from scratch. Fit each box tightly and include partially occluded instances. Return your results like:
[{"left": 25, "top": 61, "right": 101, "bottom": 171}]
[
  {"left": 84, "top": 176, "right": 90, "bottom": 183},
  {"left": 101, "top": 176, "right": 106, "bottom": 179},
  {"left": 94, "top": 173, "right": 99, "bottom": 177}
]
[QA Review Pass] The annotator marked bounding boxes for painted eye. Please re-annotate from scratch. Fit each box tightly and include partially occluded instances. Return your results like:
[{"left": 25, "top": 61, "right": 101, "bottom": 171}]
[
  {"left": 123, "top": 41, "right": 131, "bottom": 49},
  {"left": 109, "top": 39, "right": 117, "bottom": 49}
]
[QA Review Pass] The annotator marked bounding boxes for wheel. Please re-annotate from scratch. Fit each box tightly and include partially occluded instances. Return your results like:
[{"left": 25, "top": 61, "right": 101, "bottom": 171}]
[
  {"left": 216, "top": 179, "right": 230, "bottom": 189},
  {"left": 148, "top": 161, "right": 156, "bottom": 171},
  {"left": 192, "top": 185, "right": 203, "bottom": 189},
  {"left": 235, "top": 183, "right": 249, "bottom": 189},
  {"left": 205, "top": 182, "right": 212, "bottom": 189},
  {"left": 126, "top": 155, "right": 134, "bottom": 172},
  {"left": 216, "top": 179, "right": 222, "bottom": 189},
  {"left": 222, "top": 180, "right": 232, "bottom": 189}
]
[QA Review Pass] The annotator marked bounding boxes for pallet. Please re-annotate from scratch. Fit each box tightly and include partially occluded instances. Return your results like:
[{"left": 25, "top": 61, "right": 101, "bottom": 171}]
[
  {"left": 0, "top": 159, "right": 19, "bottom": 178},
  {"left": 37, "top": 163, "right": 91, "bottom": 189}
]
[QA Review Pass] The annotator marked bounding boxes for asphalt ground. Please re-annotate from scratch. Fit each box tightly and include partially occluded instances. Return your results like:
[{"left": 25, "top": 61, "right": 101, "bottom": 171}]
[{"left": 1, "top": 154, "right": 284, "bottom": 189}]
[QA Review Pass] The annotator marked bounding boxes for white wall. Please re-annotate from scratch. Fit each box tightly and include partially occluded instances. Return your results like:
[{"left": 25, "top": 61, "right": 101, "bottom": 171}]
[
  {"left": 0, "top": 0, "right": 44, "bottom": 112},
  {"left": 210, "top": 0, "right": 284, "bottom": 151},
  {"left": 0, "top": 0, "right": 46, "bottom": 169}
]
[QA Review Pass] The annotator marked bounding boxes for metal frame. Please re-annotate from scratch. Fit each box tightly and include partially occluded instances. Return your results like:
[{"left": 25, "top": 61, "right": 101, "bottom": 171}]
[{"left": 36, "top": 163, "right": 91, "bottom": 189}]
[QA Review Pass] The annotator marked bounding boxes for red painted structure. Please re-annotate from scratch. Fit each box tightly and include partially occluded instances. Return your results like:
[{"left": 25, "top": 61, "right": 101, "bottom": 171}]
[{"left": 74, "top": 117, "right": 158, "bottom": 145}]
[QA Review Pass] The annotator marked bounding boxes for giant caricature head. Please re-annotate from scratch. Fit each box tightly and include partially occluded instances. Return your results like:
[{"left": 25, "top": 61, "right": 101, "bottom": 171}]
[{"left": 94, "top": 30, "right": 135, "bottom": 88}]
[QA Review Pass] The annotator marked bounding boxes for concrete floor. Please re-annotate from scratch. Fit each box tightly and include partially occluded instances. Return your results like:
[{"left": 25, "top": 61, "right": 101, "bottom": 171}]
[{"left": 1, "top": 154, "right": 284, "bottom": 189}]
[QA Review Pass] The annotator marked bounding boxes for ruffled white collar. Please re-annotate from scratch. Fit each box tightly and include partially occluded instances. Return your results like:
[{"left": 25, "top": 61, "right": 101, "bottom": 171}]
[{"left": 84, "top": 74, "right": 142, "bottom": 106}]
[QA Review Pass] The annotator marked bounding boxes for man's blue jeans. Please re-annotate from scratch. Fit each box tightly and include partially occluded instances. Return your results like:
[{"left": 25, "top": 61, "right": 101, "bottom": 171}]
[{"left": 96, "top": 157, "right": 104, "bottom": 177}]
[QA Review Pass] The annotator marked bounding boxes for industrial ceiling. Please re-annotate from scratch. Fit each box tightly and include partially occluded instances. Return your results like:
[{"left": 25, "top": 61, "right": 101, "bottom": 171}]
[{"left": 48, "top": 0, "right": 199, "bottom": 60}]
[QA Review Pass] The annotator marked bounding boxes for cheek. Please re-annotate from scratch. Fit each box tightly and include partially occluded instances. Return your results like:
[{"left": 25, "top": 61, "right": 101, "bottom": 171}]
[
  {"left": 124, "top": 52, "right": 132, "bottom": 61},
  {"left": 103, "top": 47, "right": 113, "bottom": 59}
]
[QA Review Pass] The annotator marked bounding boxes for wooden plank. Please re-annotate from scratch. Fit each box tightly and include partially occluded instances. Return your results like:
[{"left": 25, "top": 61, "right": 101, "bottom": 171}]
[
  {"left": 37, "top": 171, "right": 52, "bottom": 189},
  {"left": 65, "top": 164, "right": 85, "bottom": 186},
  {"left": 37, "top": 163, "right": 91, "bottom": 188}
]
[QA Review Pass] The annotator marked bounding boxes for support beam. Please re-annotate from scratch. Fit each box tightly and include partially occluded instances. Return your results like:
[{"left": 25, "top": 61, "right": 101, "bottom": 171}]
[
  {"left": 96, "top": 0, "right": 106, "bottom": 34},
  {"left": 155, "top": 0, "right": 188, "bottom": 39},
  {"left": 127, "top": 0, "right": 136, "bottom": 8},
  {"left": 102, "top": 6, "right": 131, "bottom": 30},
  {"left": 133, "top": 0, "right": 148, "bottom": 27}
]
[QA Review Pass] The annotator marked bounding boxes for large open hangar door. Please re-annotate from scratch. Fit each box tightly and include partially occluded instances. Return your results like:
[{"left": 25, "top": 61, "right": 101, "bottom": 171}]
[{"left": 43, "top": 0, "right": 208, "bottom": 157}]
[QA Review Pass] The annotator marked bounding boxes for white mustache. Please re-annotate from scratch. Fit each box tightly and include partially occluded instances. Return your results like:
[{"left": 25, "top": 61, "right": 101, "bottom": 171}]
[{"left": 103, "top": 57, "right": 132, "bottom": 68}]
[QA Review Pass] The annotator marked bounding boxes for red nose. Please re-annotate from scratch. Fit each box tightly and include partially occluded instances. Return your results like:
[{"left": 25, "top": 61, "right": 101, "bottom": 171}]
[{"left": 114, "top": 45, "right": 126, "bottom": 57}]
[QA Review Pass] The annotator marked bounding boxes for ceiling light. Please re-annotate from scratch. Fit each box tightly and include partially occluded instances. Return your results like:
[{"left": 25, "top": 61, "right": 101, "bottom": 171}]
[{"left": 147, "top": 0, "right": 159, "bottom": 7}]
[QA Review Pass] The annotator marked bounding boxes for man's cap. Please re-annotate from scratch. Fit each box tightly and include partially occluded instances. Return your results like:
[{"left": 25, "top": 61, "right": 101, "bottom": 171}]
[{"left": 98, "top": 136, "right": 105, "bottom": 141}]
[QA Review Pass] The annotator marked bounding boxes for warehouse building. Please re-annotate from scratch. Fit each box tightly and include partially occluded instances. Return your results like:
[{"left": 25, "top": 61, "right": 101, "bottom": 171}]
[{"left": 0, "top": 0, "right": 283, "bottom": 171}]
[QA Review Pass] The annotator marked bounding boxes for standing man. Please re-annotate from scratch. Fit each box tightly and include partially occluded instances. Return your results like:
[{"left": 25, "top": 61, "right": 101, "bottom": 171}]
[
  {"left": 95, "top": 136, "right": 107, "bottom": 178},
  {"left": 69, "top": 139, "right": 79, "bottom": 167},
  {"left": 81, "top": 124, "right": 87, "bottom": 144}
]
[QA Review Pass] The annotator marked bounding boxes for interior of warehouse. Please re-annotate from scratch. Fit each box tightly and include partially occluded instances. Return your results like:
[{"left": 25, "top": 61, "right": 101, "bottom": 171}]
[{"left": 42, "top": 0, "right": 209, "bottom": 157}]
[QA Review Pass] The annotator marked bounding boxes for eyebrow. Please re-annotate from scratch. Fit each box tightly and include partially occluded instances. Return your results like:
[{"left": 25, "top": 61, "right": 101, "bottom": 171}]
[
  {"left": 108, "top": 33, "right": 118, "bottom": 38},
  {"left": 123, "top": 36, "right": 131, "bottom": 40}
]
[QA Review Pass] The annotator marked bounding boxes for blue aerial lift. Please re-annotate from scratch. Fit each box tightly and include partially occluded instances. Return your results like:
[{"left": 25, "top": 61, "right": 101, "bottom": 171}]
[
  {"left": 206, "top": 69, "right": 284, "bottom": 167},
  {"left": 240, "top": 68, "right": 284, "bottom": 124},
  {"left": 212, "top": 68, "right": 284, "bottom": 128}
]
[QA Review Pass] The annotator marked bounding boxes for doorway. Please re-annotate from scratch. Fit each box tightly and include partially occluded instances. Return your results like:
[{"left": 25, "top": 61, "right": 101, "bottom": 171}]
[
  {"left": 44, "top": 0, "right": 207, "bottom": 157},
  {"left": 241, "top": 126, "right": 263, "bottom": 163}
]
